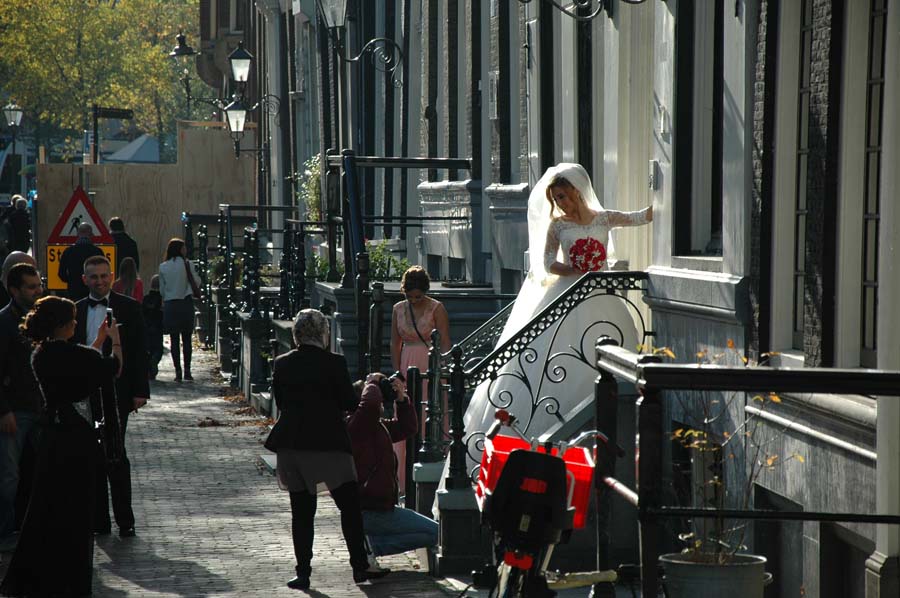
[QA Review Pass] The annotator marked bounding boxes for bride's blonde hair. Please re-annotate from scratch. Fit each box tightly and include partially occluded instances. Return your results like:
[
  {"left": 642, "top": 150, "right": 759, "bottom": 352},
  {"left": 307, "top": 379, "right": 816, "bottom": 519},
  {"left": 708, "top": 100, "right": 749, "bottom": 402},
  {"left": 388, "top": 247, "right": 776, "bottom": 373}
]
[{"left": 545, "top": 175, "right": 585, "bottom": 218}]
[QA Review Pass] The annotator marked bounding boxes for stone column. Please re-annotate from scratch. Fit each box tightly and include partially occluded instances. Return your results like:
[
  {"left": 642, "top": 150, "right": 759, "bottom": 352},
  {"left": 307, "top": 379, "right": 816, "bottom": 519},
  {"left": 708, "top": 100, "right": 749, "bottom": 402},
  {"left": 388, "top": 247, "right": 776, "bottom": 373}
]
[{"left": 867, "top": 3, "right": 900, "bottom": 596}]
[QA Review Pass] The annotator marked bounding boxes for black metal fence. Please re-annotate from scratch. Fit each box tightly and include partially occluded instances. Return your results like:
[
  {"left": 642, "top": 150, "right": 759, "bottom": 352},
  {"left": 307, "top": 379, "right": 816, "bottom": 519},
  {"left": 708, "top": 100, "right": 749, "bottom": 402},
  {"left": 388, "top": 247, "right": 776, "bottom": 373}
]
[{"left": 592, "top": 340, "right": 900, "bottom": 596}]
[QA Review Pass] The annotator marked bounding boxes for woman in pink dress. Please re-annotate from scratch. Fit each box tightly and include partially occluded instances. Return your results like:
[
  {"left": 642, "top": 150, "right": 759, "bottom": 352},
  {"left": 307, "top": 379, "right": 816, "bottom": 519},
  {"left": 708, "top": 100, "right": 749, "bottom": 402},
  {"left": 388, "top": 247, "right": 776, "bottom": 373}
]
[{"left": 390, "top": 266, "right": 451, "bottom": 491}]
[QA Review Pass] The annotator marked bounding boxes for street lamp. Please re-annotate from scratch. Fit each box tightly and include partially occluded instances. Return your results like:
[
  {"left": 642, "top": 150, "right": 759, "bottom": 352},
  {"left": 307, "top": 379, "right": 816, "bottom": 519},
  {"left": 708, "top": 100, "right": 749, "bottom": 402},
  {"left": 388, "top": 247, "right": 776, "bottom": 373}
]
[
  {"left": 3, "top": 102, "right": 24, "bottom": 196},
  {"left": 228, "top": 41, "right": 253, "bottom": 84},
  {"left": 169, "top": 32, "right": 228, "bottom": 118}
]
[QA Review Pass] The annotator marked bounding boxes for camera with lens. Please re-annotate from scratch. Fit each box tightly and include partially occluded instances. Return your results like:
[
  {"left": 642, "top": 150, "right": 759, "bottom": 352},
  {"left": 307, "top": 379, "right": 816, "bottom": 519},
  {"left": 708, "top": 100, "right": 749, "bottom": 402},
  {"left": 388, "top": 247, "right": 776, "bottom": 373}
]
[{"left": 378, "top": 371, "right": 406, "bottom": 407}]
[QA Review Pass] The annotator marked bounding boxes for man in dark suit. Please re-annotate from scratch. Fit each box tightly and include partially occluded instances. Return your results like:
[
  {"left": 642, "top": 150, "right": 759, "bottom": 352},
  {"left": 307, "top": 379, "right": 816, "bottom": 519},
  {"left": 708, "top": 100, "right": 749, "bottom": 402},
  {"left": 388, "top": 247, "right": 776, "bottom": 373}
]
[
  {"left": 0, "top": 263, "right": 43, "bottom": 551},
  {"left": 74, "top": 255, "right": 150, "bottom": 538},
  {"left": 108, "top": 217, "right": 139, "bottom": 274},
  {"left": 58, "top": 223, "right": 103, "bottom": 300}
]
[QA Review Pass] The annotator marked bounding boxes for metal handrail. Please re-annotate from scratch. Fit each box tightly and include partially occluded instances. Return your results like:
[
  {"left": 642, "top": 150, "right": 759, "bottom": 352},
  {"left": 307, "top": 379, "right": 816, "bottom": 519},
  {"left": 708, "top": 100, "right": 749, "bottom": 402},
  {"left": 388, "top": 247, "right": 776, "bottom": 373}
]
[
  {"left": 592, "top": 340, "right": 900, "bottom": 597},
  {"left": 461, "top": 271, "right": 650, "bottom": 389}
]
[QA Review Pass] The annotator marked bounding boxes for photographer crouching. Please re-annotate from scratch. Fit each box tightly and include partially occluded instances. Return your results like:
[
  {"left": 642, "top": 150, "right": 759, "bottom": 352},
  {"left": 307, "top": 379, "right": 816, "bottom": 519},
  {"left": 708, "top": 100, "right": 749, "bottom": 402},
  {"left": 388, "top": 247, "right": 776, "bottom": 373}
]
[{"left": 347, "top": 371, "right": 439, "bottom": 571}]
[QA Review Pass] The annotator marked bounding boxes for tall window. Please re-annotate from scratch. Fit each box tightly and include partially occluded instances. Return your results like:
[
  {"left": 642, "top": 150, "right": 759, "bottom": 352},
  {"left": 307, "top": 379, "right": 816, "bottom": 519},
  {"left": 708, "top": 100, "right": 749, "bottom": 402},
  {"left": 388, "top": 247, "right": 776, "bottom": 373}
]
[
  {"left": 673, "top": 0, "right": 724, "bottom": 256},
  {"left": 792, "top": 0, "right": 813, "bottom": 350},
  {"left": 860, "top": 0, "right": 888, "bottom": 367}
]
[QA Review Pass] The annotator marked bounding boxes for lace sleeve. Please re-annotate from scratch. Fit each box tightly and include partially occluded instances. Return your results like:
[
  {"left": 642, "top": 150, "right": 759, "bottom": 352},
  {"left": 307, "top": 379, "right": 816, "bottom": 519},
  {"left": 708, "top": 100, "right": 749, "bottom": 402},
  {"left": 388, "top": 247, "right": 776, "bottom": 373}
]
[
  {"left": 605, "top": 207, "right": 652, "bottom": 228},
  {"left": 543, "top": 220, "right": 561, "bottom": 270}
]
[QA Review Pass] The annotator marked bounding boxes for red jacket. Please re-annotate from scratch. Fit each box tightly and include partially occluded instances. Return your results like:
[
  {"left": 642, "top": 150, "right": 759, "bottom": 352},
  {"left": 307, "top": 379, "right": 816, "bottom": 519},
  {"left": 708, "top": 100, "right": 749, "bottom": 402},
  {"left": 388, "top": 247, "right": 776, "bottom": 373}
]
[{"left": 347, "top": 382, "right": 418, "bottom": 511}]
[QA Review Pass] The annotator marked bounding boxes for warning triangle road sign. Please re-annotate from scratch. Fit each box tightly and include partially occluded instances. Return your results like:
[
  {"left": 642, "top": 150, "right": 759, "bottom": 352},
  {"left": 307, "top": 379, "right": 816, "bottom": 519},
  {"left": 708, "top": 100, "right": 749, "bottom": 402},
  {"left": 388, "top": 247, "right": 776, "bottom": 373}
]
[{"left": 46, "top": 186, "right": 115, "bottom": 244}]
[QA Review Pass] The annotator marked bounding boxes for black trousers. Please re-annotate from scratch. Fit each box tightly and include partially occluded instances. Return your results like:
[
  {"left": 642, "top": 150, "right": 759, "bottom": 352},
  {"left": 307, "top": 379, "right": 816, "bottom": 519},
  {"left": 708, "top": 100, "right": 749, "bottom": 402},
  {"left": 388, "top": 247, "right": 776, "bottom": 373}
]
[
  {"left": 95, "top": 404, "right": 135, "bottom": 531},
  {"left": 289, "top": 481, "right": 369, "bottom": 575}
]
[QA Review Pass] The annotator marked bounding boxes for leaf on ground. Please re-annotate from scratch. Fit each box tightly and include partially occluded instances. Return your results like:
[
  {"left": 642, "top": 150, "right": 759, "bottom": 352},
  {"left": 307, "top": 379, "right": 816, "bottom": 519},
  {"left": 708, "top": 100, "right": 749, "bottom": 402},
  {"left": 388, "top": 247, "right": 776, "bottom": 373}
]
[
  {"left": 197, "top": 417, "right": 224, "bottom": 427},
  {"left": 233, "top": 405, "right": 259, "bottom": 416}
]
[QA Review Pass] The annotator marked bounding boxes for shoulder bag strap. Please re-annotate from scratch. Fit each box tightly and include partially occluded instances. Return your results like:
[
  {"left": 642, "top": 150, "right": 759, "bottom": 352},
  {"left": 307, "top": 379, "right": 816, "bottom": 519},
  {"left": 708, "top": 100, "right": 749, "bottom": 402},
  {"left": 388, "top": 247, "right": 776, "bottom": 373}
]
[
  {"left": 406, "top": 300, "right": 429, "bottom": 345},
  {"left": 183, "top": 258, "right": 202, "bottom": 299}
]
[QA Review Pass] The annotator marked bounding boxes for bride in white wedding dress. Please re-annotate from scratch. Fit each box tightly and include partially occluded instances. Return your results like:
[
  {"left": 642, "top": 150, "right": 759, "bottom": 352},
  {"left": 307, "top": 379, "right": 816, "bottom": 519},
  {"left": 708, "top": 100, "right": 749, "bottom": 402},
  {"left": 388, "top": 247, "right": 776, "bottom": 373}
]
[{"left": 462, "top": 163, "right": 652, "bottom": 468}]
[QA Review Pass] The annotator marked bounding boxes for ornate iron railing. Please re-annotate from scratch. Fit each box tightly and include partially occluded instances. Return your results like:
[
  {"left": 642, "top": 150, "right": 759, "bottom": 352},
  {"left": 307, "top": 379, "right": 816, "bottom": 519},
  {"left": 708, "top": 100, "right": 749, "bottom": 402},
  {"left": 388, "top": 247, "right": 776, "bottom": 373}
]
[
  {"left": 441, "top": 271, "right": 651, "bottom": 485},
  {"left": 464, "top": 271, "right": 649, "bottom": 389}
]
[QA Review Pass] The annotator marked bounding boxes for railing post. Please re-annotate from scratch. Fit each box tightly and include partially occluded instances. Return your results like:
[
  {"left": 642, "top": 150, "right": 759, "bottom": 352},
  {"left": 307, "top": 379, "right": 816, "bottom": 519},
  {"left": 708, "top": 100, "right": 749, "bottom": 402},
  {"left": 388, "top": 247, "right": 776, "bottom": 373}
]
[
  {"left": 242, "top": 227, "right": 253, "bottom": 313},
  {"left": 182, "top": 212, "right": 194, "bottom": 259},
  {"left": 197, "top": 225, "right": 211, "bottom": 348},
  {"left": 325, "top": 150, "right": 341, "bottom": 283},
  {"left": 368, "top": 282, "right": 385, "bottom": 372},
  {"left": 405, "top": 365, "right": 422, "bottom": 510},
  {"left": 278, "top": 226, "right": 292, "bottom": 320},
  {"left": 340, "top": 153, "right": 355, "bottom": 289},
  {"left": 355, "top": 251, "right": 370, "bottom": 381},
  {"left": 248, "top": 227, "right": 261, "bottom": 318},
  {"left": 638, "top": 383, "right": 663, "bottom": 598},
  {"left": 421, "top": 330, "right": 444, "bottom": 462},
  {"left": 593, "top": 337, "right": 620, "bottom": 598},
  {"left": 445, "top": 345, "right": 468, "bottom": 490},
  {"left": 295, "top": 227, "right": 307, "bottom": 310}
]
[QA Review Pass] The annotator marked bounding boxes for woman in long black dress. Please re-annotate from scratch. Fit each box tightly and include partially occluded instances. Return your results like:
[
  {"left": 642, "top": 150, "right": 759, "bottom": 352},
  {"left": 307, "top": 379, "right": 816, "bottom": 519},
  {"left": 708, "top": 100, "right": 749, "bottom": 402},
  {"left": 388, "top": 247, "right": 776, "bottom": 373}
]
[{"left": 0, "top": 296, "right": 121, "bottom": 597}]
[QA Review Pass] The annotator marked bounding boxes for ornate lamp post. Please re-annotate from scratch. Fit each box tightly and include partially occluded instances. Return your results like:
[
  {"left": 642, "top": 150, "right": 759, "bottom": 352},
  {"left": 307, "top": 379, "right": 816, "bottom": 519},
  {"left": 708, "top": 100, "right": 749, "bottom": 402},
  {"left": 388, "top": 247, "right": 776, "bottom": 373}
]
[{"left": 3, "top": 102, "right": 24, "bottom": 197}]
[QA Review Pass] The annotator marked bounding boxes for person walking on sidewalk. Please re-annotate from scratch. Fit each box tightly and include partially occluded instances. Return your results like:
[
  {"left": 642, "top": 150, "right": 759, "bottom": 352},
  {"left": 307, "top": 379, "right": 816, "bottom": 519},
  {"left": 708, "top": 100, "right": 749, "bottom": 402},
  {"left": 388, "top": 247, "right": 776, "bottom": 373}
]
[
  {"left": 142, "top": 275, "right": 164, "bottom": 380},
  {"left": 347, "top": 373, "right": 438, "bottom": 567},
  {"left": 58, "top": 223, "right": 103, "bottom": 301},
  {"left": 0, "top": 295, "right": 121, "bottom": 597},
  {"left": 264, "top": 309, "right": 388, "bottom": 590},
  {"left": 108, "top": 217, "right": 140, "bottom": 274},
  {"left": 0, "top": 264, "right": 44, "bottom": 553},
  {"left": 74, "top": 255, "right": 150, "bottom": 538},
  {"left": 158, "top": 238, "right": 200, "bottom": 382}
]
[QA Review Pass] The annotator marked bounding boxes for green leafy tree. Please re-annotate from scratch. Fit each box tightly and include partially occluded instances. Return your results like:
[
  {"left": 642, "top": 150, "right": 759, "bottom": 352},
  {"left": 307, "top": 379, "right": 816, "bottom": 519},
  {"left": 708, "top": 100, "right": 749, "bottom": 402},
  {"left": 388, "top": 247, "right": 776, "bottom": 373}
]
[{"left": 0, "top": 0, "right": 214, "bottom": 160}]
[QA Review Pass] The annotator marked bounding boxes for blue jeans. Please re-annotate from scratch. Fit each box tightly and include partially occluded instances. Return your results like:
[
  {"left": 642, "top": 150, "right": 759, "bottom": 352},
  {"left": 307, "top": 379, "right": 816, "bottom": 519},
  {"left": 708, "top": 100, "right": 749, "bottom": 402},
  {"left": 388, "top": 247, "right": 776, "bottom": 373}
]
[
  {"left": 362, "top": 507, "right": 439, "bottom": 557},
  {"left": 0, "top": 410, "right": 40, "bottom": 539}
]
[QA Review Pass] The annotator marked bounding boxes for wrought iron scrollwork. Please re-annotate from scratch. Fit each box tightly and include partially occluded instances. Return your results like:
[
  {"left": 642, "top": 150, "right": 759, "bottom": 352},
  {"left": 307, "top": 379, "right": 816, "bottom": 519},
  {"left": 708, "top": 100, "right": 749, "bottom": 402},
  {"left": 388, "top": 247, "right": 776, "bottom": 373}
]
[
  {"left": 449, "top": 301, "right": 515, "bottom": 374},
  {"left": 465, "top": 271, "right": 649, "bottom": 390}
]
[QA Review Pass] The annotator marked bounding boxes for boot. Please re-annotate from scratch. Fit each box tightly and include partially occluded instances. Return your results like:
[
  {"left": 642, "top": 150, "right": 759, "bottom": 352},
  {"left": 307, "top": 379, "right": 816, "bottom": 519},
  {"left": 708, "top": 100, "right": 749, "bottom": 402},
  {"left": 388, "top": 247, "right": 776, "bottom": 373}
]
[
  {"left": 171, "top": 339, "right": 182, "bottom": 382},
  {"left": 183, "top": 342, "right": 193, "bottom": 381}
]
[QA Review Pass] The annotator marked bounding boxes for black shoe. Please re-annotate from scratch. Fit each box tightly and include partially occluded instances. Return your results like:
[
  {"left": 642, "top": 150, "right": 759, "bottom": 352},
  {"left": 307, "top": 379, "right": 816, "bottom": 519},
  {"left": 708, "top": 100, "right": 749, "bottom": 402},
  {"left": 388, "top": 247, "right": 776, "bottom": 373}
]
[
  {"left": 287, "top": 576, "right": 310, "bottom": 590},
  {"left": 119, "top": 527, "right": 136, "bottom": 538},
  {"left": 353, "top": 567, "right": 390, "bottom": 583},
  {"left": 93, "top": 526, "right": 111, "bottom": 536},
  {"left": 184, "top": 371, "right": 193, "bottom": 381},
  {"left": 174, "top": 371, "right": 182, "bottom": 382}
]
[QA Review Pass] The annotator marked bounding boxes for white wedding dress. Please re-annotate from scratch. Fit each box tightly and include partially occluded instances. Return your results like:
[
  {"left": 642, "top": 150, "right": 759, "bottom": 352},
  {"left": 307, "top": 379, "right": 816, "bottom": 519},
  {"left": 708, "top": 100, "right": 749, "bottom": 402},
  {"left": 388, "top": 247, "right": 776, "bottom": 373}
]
[{"left": 460, "top": 164, "right": 651, "bottom": 474}]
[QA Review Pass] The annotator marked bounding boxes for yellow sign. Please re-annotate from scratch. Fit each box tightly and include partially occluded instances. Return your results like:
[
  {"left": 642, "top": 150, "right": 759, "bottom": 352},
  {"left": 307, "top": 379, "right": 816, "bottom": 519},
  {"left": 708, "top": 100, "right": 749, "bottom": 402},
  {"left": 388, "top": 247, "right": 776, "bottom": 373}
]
[{"left": 45, "top": 245, "right": 117, "bottom": 291}]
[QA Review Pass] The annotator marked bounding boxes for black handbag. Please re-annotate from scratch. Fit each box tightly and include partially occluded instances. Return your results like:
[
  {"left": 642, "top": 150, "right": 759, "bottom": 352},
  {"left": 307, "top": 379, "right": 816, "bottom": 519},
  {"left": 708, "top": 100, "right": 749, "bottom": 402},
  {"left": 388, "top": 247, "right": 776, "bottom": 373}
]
[{"left": 264, "top": 413, "right": 290, "bottom": 453}]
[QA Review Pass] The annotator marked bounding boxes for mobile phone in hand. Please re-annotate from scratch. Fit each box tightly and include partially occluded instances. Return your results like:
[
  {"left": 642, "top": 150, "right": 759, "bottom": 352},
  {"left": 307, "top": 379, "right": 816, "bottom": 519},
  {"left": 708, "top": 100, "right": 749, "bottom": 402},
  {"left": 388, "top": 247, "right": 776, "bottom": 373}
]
[{"left": 106, "top": 307, "right": 114, "bottom": 327}]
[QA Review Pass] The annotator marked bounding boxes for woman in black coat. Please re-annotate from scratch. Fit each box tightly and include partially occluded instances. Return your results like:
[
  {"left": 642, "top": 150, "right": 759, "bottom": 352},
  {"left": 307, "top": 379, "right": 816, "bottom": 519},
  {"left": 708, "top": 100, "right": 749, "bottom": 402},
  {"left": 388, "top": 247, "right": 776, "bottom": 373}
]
[
  {"left": 1, "top": 296, "right": 121, "bottom": 597},
  {"left": 266, "top": 309, "right": 386, "bottom": 590}
]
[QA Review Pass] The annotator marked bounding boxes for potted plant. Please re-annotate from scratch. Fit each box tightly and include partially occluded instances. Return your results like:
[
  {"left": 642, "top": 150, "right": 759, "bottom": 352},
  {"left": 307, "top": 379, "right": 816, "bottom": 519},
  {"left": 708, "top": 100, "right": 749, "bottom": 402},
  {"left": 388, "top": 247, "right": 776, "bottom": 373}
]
[{"left": 657, "top": 341, "right": 804, "bottom": 597}]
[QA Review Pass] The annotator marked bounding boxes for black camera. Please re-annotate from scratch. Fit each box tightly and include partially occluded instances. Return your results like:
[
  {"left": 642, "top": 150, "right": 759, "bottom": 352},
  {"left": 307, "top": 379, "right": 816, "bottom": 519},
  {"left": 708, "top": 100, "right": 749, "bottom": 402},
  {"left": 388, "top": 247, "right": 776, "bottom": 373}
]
[{"left": 377, "top": 371, "right": 405, "bottom": 406}]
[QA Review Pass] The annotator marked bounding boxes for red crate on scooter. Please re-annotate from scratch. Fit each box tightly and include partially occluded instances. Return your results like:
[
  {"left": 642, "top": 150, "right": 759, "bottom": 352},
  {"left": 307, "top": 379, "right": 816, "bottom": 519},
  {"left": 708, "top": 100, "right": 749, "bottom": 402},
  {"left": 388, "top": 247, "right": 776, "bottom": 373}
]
[{"left": 476, "top": 434, "right": 595, "bottom": 529}]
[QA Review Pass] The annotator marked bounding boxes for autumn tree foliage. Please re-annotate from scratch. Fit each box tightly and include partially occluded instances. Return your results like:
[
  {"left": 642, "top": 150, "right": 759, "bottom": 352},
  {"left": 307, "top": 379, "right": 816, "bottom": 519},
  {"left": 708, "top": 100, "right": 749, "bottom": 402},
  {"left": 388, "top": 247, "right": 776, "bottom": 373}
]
[{"left": 0, "top": 0, "right": 215, "bottom": 160}]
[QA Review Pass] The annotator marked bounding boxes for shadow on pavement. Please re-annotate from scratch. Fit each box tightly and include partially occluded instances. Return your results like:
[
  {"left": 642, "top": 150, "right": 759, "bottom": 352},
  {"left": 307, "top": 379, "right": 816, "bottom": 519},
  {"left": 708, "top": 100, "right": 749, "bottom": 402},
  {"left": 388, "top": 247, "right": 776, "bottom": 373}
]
[
  {"left": 358, "top": 571, "right": 448, "bottom": 597},
  {"left": 94, "top": 541, "right": 234, "bottom": 596}
]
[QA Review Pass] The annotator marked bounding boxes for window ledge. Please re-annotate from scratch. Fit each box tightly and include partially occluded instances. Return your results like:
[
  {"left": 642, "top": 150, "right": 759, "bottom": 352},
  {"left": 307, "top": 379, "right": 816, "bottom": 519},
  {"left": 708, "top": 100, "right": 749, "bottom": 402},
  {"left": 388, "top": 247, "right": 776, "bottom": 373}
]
[
  {"left": 670, "top": 255, "right": 723, "bottom": 273},
  {"left": 768, "top": 349, "right": 805, "bottom": 368}
]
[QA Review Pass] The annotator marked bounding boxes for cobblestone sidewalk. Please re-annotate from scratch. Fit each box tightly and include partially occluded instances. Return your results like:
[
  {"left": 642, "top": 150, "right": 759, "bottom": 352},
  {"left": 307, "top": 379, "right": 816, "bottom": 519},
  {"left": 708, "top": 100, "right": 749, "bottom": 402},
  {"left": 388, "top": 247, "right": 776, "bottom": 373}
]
[{"left": 2, "top": 343, "right": 457, "bottom": 598}]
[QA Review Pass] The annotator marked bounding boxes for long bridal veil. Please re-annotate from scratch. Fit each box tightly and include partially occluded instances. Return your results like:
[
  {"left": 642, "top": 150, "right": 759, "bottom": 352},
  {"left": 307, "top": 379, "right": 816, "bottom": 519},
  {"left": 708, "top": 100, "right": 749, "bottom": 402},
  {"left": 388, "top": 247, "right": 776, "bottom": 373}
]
[{"left": 461, "top": 163, "right": 639, "bottom": 474}]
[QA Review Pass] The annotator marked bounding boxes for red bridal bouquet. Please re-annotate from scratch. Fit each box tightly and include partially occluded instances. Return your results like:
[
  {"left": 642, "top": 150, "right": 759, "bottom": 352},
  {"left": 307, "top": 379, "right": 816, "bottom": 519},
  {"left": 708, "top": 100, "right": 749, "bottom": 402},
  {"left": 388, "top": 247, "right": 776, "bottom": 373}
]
[{"left": 568, "top": 238, "right": 607, "bottom": 273}]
